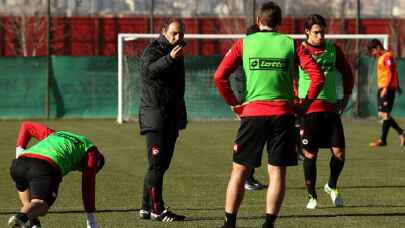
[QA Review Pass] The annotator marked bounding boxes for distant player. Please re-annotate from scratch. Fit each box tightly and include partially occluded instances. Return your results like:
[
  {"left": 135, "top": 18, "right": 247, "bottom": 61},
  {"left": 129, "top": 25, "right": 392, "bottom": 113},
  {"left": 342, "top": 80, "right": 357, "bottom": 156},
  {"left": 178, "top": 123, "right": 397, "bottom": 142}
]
[
  {"left": 9, "top": 121, "right": 105, "bottom": 228},
  {"left": 297, "top": 14, "right": 354, "bottom": 209},
  {"left": 367, "top": 39, "right": 405, "bottom": 147}
]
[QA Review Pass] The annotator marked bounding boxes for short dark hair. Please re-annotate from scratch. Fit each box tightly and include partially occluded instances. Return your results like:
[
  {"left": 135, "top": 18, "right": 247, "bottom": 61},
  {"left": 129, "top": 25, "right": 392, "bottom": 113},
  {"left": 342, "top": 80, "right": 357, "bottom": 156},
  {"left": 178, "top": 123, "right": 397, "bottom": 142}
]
[
  {"left": 161, "top": 18, "right": 184, "bottom": 32},
  {"left": 259, "top": 2, "right": 282, "bottom": 28},
  {"left": 304, "top": 14, "right": 327, "bottom": 31},
  {"left": 367, "top": 39, "right": 384, "bottom": 51}
]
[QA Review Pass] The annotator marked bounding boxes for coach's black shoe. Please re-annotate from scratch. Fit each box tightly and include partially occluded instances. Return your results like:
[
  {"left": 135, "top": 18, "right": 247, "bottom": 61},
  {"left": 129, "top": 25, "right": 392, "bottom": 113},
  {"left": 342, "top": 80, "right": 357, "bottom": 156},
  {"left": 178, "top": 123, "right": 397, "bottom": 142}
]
[
  {"left": 151, "top": 208, "right": 185, "bottom": 222},
  {"left": 245, "top": 177, "right": 267, "bottom": 190},
  {"left": 139, "top": 209, "right": 150, "bottom": 220}
]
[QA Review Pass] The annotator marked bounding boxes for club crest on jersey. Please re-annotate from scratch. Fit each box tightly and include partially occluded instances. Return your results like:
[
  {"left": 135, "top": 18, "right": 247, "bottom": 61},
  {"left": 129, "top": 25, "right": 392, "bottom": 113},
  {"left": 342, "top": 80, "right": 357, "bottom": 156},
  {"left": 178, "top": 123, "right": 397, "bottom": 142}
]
[{"left": 151, "top": 145, "right": 160, "bottom": 156}]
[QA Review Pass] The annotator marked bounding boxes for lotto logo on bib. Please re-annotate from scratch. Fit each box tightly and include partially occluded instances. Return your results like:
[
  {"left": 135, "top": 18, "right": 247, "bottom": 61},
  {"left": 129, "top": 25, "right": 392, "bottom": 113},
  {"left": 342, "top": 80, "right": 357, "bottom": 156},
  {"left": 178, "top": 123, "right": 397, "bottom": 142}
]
[
  {"left": 249, "top": 58, "right": 288, "bottom": 71},
  {"left": 151, "top": 145, "right": 160, "bottom": 156}
]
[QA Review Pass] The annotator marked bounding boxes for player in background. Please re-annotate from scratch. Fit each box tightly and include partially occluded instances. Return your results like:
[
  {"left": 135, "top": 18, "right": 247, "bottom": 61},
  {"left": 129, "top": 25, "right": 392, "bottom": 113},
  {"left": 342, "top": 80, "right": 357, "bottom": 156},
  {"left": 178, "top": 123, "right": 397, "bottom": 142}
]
[
  {"left": 214, "top": 2, "right": 324, "bottom": 227},
  {"left": 234, "top": 23, "right": 268, "bottom": 191},
  {"left": 297, "top": 14, "right": 354, "bottom": 209},
  {"left": 367, "top": 39, "right": 405, "bottom": 147},
  {"left": 9, "top": 121, "right": 105, "bottom": 228}
]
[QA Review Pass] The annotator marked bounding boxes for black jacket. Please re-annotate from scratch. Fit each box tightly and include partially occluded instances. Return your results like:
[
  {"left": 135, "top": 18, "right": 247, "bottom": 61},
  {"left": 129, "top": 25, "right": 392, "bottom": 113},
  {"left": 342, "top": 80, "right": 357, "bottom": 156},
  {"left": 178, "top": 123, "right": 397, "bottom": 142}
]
[{"left": 138, "top": 35, "right": 187, "bottom": 134}]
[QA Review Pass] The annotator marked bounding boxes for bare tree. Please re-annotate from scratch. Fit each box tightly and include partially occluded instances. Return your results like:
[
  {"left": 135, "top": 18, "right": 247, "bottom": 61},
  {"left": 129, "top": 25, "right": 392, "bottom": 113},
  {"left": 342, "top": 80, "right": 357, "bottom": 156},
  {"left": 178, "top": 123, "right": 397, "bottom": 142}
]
[{"left": 0, "top": 0, "right": 49, "bottom": 56}]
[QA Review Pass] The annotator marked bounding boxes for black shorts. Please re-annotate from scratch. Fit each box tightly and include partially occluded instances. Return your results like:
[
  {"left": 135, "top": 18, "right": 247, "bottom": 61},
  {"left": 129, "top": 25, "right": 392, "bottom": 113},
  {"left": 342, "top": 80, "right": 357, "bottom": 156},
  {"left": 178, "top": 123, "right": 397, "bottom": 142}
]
[
  {"left": 378, "top": 89, "right": 396, "bottom": 113},
  {"left": 233, "top": 115, "right": 298, "bottom": 168},
  {"left": 300, "top": 112, "right": 345, "bottom": 152},
  {"left": 10, "top": 157, "right": 62, "bottom": 207}
]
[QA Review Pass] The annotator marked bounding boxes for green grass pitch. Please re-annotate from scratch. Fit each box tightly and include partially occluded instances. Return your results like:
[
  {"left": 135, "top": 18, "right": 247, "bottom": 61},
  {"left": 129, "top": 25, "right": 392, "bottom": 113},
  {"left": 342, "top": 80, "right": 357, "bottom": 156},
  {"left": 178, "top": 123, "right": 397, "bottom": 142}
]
[{"left": 1, "top": 119, "right": 405, "bottom": 227}]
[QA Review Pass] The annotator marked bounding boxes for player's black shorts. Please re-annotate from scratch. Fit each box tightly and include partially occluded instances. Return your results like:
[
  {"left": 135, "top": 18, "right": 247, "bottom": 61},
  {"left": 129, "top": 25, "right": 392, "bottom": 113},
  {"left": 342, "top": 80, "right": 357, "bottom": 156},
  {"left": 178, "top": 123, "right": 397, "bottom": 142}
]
[
  {"left": 233, "top": 115, "right": 298, "bottom": 168},
  {"left": 300, "top": 112, "right": 345, "bottom": 152},
  {"left": 377, "top": 88, "right": 396, "bottom": 113},
  {"left": 10, "top": 157, "right": 62, "bottom": 207}
]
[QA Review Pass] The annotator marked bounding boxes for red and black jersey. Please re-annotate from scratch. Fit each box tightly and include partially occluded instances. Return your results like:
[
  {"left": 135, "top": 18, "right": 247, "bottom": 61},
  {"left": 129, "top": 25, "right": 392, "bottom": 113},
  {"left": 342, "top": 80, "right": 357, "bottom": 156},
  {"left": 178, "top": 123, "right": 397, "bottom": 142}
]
[{"left": 298, "top": 42, "right": 354, "bottom": 113}]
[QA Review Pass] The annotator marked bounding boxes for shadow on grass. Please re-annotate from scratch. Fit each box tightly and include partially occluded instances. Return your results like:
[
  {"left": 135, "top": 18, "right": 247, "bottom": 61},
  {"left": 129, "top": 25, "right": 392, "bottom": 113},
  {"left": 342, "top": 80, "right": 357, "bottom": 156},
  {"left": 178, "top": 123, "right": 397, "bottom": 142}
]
[
  {"left": 187, "top": 212, "right": 405, "bottom": 221},
  {"left": 289, "top": 185, "right": 405, "bottom": 190},
  {"left": 2, "top": 206, "right": 405, "bottom": 221}
]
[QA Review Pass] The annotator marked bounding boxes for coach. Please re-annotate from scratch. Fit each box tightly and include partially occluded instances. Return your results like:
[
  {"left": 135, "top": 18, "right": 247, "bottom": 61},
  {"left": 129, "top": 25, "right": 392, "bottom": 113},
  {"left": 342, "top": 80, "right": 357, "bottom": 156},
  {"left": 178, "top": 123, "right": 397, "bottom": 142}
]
[{"left": 138, "top": 18, "right": 187, "bottom": 222}]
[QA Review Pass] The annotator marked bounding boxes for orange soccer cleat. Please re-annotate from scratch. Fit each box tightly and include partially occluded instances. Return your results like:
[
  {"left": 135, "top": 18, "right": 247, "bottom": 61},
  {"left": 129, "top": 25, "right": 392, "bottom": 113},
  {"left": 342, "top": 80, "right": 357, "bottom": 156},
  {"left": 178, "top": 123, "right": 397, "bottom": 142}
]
[{"left": 369, "top": 139, "right": 387, "bottom": 147}]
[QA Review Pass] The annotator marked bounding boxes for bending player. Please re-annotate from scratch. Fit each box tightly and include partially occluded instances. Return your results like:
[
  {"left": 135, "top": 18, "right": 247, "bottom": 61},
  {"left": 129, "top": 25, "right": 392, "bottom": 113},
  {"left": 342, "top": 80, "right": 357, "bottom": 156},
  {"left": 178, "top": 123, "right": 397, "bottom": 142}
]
[{"left": 9, "top": 121, "right": 105, "bottom": 228}]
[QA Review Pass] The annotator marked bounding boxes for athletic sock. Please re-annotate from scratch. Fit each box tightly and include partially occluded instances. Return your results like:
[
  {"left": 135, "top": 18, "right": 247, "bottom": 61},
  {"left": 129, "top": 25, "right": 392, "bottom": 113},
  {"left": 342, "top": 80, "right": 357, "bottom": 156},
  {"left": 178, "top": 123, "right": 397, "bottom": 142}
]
[
  {"left": 224, "top": 212, "right": 236, "bottom": 228},
  {"left": 328, "top": 155, "right": 345, "bottom": 189},
  {"left": 303, "top": 157, "right": 317, "bottom": 198},
  {"left": 389, "top": 117, "right": 404, "bottom": 135},
  {"left": 381, "top": 119, "right": 390, "bottom": 143},
  {"left": 16, "top": 213, "right": 29, "bottom": 224}
]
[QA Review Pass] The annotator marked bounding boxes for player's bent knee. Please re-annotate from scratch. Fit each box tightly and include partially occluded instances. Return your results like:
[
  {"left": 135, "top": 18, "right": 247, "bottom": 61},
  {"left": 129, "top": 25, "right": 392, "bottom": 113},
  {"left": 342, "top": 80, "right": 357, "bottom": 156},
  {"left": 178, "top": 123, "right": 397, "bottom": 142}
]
[
  {"left": 232, "top": 163, "right": 251, "bottom": 175},
  {"left": 303, "top": 150, "right": 317, "bottom": 160},
  {"left": 332, "top": 149, "right": 345, "bottom": 161},
  {"left": 31, "top": 199, "right": 49, "bottom": 211},
  {"left": 379, "top": 112, "right": 389, "bottom": 120}
]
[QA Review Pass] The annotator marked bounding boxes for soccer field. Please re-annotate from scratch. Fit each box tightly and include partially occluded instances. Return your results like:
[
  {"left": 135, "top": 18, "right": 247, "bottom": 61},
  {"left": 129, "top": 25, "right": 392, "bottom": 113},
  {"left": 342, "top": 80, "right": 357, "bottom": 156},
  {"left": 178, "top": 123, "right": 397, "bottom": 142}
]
[{"left": 1, "top": 119, "right": 405, "bottom": 228}]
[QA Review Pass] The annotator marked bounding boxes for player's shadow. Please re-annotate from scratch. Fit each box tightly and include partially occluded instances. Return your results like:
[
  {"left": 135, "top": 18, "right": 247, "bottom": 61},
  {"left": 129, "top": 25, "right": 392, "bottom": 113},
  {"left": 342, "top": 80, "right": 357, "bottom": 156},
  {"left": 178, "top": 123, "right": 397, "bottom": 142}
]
[
  {"left": 187, "top": 212, "right": 405, "bottom": 222},
  {"left": 288, "top": 185, "right": 405, "bottom": 190},
  {"left": 2, "top": 205, "right": 405, "bottom": 221}
]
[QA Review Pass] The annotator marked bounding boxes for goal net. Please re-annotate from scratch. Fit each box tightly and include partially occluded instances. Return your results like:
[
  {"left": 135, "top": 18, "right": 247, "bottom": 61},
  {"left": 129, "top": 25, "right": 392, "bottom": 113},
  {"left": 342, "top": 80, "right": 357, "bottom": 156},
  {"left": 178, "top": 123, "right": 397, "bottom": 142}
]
[{"left": 117, "top": 33, "right": 388, "bottom": 123}]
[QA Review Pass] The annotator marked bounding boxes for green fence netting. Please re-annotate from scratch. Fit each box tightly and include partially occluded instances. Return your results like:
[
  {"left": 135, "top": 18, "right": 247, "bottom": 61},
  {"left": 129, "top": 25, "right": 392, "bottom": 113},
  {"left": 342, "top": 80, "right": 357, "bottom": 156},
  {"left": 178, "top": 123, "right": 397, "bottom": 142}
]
[
  {"left": 0, "top": 57, "right": 47, "bottom": 118},
  {"left": 51, "top": 56, "right": 117, "bottom": 118},
  {"left": 0, "top": 56, "right": 404, "bottom": 119}
]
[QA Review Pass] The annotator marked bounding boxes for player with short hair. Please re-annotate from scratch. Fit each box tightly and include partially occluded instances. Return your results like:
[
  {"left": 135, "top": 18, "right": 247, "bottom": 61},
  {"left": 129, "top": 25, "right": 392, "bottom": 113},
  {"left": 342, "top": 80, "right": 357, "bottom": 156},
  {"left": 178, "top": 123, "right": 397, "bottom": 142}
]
[
  {"left": 297, "top": 14, "right": 354, "bottom": 209},
  {"left": 234, "top": 23, "right": 268, "bottom": 191},
  {"left": 367, "top": 39, "right": 405, "bottom": 147},
  {"left": 214, "top": 2, "right": 325, "bottom": 227},
  {"left": 9, "top": 121, "right": 105, "bottom": 228}
]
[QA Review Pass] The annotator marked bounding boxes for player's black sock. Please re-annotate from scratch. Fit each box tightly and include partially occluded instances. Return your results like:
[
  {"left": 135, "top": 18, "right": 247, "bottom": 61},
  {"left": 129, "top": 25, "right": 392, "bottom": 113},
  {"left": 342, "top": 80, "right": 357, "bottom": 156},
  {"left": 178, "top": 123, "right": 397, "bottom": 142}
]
[
  {"left": 381, "top": 119, "right": 390, "bottom": 143},
  {"left": 303, "top": 157, "right": 317, "bottom": 198},
  {"left": 328, "top": 155, "right": 345, "bottom": 189},
  {"left": 262, "top": 214, "right": 277, "bottom": 228},
  {"left": 389, "top": 117, "right": 404, "bottom": 135},
  {"left": 223, "top": 212, "right": 236, "bottom": 228},
  {"left": 16, "top": 213, "right": 29, "bottom": 224},
  {"left": 30, "top": 218, "right": 41, "bottom": 226}
]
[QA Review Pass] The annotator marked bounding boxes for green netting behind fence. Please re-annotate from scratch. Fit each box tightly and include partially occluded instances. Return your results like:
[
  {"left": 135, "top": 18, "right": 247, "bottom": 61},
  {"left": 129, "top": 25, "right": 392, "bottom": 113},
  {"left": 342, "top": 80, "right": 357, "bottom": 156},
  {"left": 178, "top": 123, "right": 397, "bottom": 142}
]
[
  {"left": 51, "top": 56, "right": 117, "bottom": 118},
  {"left": 0, "top": 57, "right": 47, "bottom": 118},
  {"left": 0, "top": 56, "right": 404, "bottom": 119}
]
